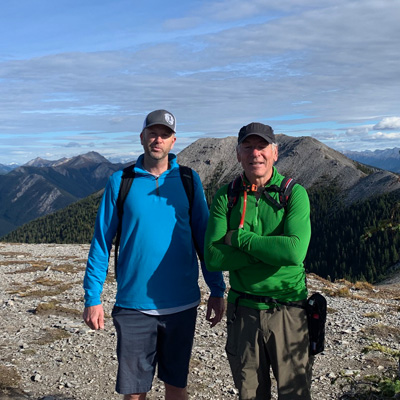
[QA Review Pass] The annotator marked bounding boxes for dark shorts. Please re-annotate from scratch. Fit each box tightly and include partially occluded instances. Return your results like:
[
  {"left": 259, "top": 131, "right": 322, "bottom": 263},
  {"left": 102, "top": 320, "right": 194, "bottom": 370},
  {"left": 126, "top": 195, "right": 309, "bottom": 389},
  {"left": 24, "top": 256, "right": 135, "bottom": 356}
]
[{"left": 112, "top": 306, "right": 197, "bottom": 395}]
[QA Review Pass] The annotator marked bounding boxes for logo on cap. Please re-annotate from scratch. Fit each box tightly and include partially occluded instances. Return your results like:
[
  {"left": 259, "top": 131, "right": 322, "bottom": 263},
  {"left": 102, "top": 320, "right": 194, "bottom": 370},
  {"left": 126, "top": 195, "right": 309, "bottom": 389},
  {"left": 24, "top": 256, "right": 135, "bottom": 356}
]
[{"left": 164, "top": 113, "right": 174, "bottom": 126}]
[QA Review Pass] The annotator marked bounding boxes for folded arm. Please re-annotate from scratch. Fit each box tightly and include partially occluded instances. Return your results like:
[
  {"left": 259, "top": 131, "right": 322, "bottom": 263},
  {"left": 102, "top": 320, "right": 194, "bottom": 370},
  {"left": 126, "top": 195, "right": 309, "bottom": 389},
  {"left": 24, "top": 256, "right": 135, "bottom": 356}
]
[
  {"left": 230, "top": 185, "right": 311, "bottom": 266},
  {"left": 205, "top": 186, "right": 258, "bottom": 272}
]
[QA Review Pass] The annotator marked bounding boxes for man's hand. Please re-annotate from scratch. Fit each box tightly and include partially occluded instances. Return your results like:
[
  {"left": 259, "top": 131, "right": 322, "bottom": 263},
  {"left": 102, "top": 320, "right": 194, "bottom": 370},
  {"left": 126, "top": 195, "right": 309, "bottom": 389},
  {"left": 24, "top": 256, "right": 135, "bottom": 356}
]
[
  {"left": 206, "top": 296, "right": 225, "bottom": 327},
  {"left": 224, "top": 230, "right": 235, "bottom": 246},
  {"left": 83, "top": 304, "right": 105, "bottom": 330}
]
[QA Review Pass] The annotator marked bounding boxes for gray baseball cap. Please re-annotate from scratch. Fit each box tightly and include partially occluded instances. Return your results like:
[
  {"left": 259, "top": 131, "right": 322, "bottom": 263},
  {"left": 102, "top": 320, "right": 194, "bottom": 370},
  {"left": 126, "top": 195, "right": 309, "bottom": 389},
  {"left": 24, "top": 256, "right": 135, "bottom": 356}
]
[
  {"left": 142, "top": 109, "right": 176, "bottom": 133},
  {"left": 238, "top": 122, "right": 275, "bottom": 145}
]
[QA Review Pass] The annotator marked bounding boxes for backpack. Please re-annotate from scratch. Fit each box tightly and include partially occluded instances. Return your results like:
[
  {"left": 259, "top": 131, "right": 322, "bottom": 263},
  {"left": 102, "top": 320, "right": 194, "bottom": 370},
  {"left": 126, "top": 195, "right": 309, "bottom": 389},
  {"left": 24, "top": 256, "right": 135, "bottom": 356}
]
[
  {"left": 114, "top": 163, "right": 201, "bottom": 278},
  {"left": 226, "top": 175, "right": 296, "bottom": 229}
]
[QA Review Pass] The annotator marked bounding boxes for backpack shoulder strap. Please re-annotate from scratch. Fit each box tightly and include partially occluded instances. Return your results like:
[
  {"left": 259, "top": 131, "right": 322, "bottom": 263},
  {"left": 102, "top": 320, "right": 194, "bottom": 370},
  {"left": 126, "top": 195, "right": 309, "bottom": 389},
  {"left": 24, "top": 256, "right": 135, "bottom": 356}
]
[
  {"left": 114, "top": 164, "right": 204, "bottom": 274},
  {"left": 226, "top": 175, "right": 243, "bottom": 230},
  {"left": 263, "top": 177, "right": 296, "bottom": 210},
  {"left": 114, "top": 164, "right": 135, "bottom": 277},
  {"left": 179, "top": 165, "right": 194, "bottom": 213},
  {"left": 279, "top": 177, "right": 296, "bottom": 208},
  {"left": 179, "top": 165, "right": 204, "bottom": 261},
  {"left": 227, "top": 175, "right": 243, "bottom": 208}
]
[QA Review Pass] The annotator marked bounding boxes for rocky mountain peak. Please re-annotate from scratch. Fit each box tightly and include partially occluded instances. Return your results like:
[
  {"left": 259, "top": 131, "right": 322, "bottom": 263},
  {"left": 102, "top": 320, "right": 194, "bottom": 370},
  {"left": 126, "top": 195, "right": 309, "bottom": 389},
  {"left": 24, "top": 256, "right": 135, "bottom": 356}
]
[
  {"left": 24, "top": 157, "right": 55, "bottom": 167},
  {"left": 56, "top": 152, "right": 110, "bottom": 169},
  {"left": 177, "top": 134, "right": 400, "bottom": 204}
]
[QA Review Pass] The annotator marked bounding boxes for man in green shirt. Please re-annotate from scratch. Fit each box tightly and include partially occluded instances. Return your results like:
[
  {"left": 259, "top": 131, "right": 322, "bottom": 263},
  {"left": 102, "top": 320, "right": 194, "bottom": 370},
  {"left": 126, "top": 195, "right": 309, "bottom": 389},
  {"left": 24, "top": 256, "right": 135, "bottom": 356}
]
[{"left": 205, "top": 122, "right": 312, "bottom": 400}]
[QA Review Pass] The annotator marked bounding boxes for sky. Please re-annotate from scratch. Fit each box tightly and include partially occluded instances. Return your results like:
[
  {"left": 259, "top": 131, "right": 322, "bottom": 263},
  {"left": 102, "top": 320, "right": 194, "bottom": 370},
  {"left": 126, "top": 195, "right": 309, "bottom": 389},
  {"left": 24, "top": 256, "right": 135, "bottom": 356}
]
[{"left": 1, "top": 0, "right": 399, "bottom": 165}]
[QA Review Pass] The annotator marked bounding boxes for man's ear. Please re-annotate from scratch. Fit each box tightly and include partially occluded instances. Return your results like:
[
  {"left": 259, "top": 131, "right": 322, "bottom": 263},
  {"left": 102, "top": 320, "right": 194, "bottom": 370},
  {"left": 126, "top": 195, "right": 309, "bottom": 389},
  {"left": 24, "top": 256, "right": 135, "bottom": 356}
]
[
  {"left": 236, "top": 146, "right": 242, "bottom": 163},
  {"left": 273, "top": 145, "right": 278, "bottom": 162},
  {"left": 170, "top": 135, "right": 177, "bottom": 149},
  {"left": 140, "top": 131, "right": 144, "bottom": 146}
]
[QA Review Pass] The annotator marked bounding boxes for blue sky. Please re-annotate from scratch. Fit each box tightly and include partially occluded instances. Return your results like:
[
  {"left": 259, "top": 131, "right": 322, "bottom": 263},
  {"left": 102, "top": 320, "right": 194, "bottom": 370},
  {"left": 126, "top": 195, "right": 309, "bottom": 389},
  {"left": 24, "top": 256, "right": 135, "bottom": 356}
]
[{"left": 1, "top": 0, "right": 399, "bottom": 165}]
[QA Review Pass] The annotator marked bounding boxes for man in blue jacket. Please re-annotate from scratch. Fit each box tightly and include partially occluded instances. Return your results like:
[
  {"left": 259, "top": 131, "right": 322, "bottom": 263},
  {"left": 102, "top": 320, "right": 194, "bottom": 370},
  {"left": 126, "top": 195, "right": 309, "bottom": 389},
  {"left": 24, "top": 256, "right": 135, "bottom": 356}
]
[{"left": 83, "top": 109, "right": 226, "bottom": 400}]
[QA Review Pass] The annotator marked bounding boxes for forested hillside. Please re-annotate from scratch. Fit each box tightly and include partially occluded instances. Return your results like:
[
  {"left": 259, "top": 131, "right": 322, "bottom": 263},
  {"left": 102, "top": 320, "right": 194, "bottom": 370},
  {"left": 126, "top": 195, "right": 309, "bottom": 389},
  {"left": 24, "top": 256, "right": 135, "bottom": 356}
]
[
  {"left": 2, "top": 185, "right": 399, "bottom": 284},
  {"left": 2, "top": 191, "right": 103, "bottom": 244},
  {"left": 2, "top": 136, "right": 400, "bottom": 283},
  {"left": 306, "top": 187, "right": 400, "bottom": 283}
]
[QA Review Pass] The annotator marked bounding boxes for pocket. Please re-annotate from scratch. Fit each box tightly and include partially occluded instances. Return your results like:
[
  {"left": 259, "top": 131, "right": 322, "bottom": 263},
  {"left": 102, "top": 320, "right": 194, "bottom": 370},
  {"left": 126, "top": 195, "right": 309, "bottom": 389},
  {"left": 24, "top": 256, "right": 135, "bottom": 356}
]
[
  {"left": 225, "top": 303, "right": 239, "bottom": 357},
  {"left": 111, "top": 305, "right": 122, "bottom": 318}
]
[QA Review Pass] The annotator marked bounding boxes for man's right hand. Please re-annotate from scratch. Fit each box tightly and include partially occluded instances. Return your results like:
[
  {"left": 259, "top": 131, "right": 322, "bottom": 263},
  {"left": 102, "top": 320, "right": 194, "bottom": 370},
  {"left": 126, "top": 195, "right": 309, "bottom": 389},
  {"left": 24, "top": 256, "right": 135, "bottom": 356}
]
[{"left": 83, "top": 304, "right": 105, "bottom": 330}]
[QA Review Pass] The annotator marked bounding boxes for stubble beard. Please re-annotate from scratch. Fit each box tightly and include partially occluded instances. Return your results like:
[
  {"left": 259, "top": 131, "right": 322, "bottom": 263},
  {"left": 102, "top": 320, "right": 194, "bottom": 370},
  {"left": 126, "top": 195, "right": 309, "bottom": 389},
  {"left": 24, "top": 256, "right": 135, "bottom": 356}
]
[{"left": 147, "top": 146, "right": 169, "bottom": 161}]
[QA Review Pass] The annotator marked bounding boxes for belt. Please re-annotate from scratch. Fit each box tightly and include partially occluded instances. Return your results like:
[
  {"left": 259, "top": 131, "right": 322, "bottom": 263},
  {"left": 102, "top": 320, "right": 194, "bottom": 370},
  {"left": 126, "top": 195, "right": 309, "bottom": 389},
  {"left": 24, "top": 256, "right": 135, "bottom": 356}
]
[{"left": 228, "top": 288, "right": 306, "bottom": 325}]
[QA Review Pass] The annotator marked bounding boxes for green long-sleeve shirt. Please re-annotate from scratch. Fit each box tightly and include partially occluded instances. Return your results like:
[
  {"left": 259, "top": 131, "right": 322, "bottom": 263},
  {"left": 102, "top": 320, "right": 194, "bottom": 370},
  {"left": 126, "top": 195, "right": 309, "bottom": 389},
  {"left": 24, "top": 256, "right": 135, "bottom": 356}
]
[{"left": 205, "top": 167, "right": 311, "bottom": 309}]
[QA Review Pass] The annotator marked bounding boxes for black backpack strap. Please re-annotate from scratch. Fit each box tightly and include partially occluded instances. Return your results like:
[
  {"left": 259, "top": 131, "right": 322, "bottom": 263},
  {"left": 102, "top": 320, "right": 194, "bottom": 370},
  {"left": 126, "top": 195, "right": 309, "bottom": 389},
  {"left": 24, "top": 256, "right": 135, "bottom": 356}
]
[
  {"left": 179, "top": 165, "right": 204, "bottom": 262},
  {"left": 179, "top": 165, "right": 194, "bottom": 212},
  {"left": 226, "top": 176, "right": 243, "bottom": 230},
  {"left": 279, "top": 177, "right": 296, "bottom": 208},
  {"left": 263, "top": 177, "right": 296, "bottom": 210},
  {"left": 114, "top": 163, "right": 203, "bottom": 275},
  {"left": 226, "top": 175, "right": 296, "bottom": 228},
  {"left": 114, "top": 164, "right": 135, "bottom": 278}
]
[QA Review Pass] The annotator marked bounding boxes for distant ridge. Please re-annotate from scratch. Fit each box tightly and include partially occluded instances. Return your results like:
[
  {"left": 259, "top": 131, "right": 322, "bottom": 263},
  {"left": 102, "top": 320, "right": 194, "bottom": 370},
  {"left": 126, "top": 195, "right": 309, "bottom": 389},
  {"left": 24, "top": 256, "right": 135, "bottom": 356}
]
[
  {"left": 23, "top": 156, "right": 69, "bottom": 168},
  {"left": 3, "top": 135, "right": 399, "bottom": 284},
  {"left": 22, "top": 151, "right": 110, "bottom": 168},
  {"left": 0, "top": 163, "right": 18, "bottom": 175},
  {"left": 177, "top": 134, "right": 400, "bottom": 204},
  {"left": 0, "top": 152, "right": 128, "bottom": 236},
  {"left": 343, "top": 147, "right": 400, "bottom": 173}
]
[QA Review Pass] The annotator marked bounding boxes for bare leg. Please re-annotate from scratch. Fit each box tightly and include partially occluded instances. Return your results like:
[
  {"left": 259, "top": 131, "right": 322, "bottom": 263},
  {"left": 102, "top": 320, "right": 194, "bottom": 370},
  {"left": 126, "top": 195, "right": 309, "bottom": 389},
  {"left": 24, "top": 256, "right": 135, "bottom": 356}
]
[{"left": 165, "top": 383, "right": 188, "bottom": 400}]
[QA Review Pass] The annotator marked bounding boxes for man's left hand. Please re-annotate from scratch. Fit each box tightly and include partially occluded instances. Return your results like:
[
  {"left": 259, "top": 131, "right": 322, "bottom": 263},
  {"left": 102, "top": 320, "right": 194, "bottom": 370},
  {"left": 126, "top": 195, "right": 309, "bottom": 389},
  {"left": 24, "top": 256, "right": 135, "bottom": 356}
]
[
  {"left": 206, "top": 296, "right": 225, "bottom": 327},
  {"left": 224, "top": 230, "right": 235, "bottom": 246}
]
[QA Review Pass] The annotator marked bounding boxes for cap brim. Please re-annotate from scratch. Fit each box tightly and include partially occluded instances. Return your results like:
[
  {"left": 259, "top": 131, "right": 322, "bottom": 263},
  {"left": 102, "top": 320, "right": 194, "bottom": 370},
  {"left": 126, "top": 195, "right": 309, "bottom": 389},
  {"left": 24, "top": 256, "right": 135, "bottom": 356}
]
[
  {"left": 238, "top": 132, "right": 274, "bottom": 144},
  {"left": 143, "top": 123, "right": 176, "bottom": 133}
]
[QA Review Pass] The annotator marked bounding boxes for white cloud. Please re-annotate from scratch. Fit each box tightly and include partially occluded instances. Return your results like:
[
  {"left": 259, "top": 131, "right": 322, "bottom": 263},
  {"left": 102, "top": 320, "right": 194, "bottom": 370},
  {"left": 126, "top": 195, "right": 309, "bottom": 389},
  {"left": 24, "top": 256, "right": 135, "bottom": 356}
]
[
  {"left": 1, "top": 0, "right": 399, "bottom": 163},
  {"left": 373, "top": 117, "right": 400, "bottom": 130},
  {"left": 370, "top": 132, "right": 400, "bottom": 141},
  {"left": 345, "top": 126, "right": 371, "bottom": 137}
]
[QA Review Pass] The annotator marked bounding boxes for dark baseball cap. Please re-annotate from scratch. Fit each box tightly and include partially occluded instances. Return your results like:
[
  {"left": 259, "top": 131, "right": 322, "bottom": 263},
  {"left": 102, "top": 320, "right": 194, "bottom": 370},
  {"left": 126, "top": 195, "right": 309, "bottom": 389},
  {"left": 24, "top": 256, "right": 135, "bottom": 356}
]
[
  {"left": 237, "top": 122, "right": 276, "bottom": 145},
  {"left": 142, "top": 109, "right": 176, "bottom": 133}
]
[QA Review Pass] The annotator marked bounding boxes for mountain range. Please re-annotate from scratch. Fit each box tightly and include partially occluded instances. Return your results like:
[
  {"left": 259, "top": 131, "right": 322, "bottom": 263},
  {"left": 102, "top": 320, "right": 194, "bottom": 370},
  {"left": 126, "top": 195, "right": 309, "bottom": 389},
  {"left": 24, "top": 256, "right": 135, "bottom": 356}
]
[
  {"left": 342, "top": 147, "right": 400, "bottom": 173},
  {"left": 1, "top": 145, "right": 399, "bottom": 174},
  {"left": 1, "top": 137, "right": 400, "bottom": 239},
  {"left": 0, "top": 152, "right": 126, "bottom": 237},
  {"left": 0, "top": 163, "right": 18, "bottom": 175},
  {"left": 177, "top": 135, "right": 400, "bottom": 205},
  {"left": 2, "top": 135, "right": 399, "bottom": 283}
]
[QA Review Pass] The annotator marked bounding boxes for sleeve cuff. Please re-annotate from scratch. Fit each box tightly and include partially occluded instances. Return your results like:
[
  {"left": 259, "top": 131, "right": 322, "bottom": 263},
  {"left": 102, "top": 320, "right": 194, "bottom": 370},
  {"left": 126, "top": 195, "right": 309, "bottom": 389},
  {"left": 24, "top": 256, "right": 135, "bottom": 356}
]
[
  {"left": 84, "top": 296, "right": 101, "bottom": 308},
  {"left": 209, "top": 287, "right": 226, "bottom": 298}
]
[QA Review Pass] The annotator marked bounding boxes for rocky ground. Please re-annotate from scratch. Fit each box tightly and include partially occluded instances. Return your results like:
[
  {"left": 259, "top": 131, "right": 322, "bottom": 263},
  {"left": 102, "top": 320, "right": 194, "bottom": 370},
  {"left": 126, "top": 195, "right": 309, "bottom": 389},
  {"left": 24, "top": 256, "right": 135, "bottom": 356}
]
[{"left": 0, "top": 243, "right": 399, "bottom": 400}]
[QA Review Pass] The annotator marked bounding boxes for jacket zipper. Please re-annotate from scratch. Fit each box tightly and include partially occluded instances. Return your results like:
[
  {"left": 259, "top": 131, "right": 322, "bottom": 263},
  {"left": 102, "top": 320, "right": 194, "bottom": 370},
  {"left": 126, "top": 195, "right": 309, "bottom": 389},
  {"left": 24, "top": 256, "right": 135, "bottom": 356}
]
[{"left": 254, "top": 198, "right": 259, "bottom": 227}]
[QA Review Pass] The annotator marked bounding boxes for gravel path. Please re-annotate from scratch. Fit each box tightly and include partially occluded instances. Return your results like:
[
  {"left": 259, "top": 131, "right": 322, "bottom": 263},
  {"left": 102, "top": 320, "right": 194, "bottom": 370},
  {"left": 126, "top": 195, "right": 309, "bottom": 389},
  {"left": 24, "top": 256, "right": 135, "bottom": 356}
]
[{"left": 1, "top": 243, "right": 399, "bottom": 399}]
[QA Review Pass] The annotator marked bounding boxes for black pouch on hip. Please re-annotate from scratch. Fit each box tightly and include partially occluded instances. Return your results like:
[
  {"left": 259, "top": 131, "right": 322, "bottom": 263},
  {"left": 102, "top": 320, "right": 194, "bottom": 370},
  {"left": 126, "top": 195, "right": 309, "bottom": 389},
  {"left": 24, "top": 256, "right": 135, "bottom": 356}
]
[{"left": 306, "top": 293, "right": 327, "bottom": 355}]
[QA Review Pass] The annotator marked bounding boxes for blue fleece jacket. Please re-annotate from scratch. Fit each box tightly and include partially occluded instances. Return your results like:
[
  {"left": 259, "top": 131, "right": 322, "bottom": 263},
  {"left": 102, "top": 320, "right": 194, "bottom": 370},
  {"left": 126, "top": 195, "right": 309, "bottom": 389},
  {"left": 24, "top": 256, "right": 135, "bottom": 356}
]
[{"left": 83, "top": 153, "right": 225, "bottom": 309}]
